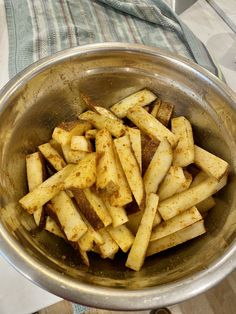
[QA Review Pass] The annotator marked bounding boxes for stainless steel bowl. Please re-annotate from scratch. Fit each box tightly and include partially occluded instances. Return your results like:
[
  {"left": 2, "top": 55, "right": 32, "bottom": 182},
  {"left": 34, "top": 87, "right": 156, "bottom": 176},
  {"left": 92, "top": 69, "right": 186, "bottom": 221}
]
[{"left": 0, "top": 43, "right": 236, "bottom": 310}]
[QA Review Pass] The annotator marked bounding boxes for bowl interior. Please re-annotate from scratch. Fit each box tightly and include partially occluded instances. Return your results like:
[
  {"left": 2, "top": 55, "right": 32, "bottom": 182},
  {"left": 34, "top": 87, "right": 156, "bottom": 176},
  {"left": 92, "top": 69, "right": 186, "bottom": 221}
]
[{"left": 0, "top": 48, "right": 236, "bottom": 290}]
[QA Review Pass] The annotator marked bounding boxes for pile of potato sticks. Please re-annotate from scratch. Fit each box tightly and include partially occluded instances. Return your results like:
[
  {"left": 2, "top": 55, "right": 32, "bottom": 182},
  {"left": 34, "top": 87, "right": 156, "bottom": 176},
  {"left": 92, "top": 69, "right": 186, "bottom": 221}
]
[{"left": 19, "top": 89, "right": 229, "bottom": 271}]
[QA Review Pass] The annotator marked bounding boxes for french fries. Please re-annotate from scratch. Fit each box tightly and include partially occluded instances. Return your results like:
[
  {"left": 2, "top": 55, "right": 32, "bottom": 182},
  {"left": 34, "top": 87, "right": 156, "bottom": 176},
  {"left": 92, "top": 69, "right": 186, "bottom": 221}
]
[
  {"left": 151, "top": 207, "right": 202, "bottom": 242},
  {"left": 147, "top": 220, "right": 206, "bottom": 257},
  {"left": 126, "top": 193, "right": 159, "bottom": 271},
  {"left": 79, "top": 110, "right": 125, "bottom": 138},
  {"left": 114, "top": 135, "right": 145, "bottom": 209},
  {"left": 127, "top": 105, "right": 177, "bottom": 147},
  {"left": 52, "top": 120, "right": 92, "bottom": 146},
  {"left": 194, "top": 145, "right": 229, "bottom": 180},
  {"left": 156, "top": 102, "right": 174, "bottom": 126},
  {"left": 110, "top": 89, "right": 157, "bottom": 118},
  {"left": 20, "top": 88, "right": 230, "bottom": 271},
  {"left": 50, "top": 191, "right": 87, "bottom": 242},
  {"left": 172, "top": 116, "right": 194, "bottom": 167},
  {"left": 158, "top": 166, "right": 186, "bottom": 201},
  {"left": 39, "top": 142, "right": 66, "bottom": 171},
  {"left": 26, "top": 152, "right": 46, "bottom": 226},
  {"left": 157, "top": 177, "right": 224, "bottom": 221},
  {"left": 127, "top": 127, "right": 142, "bottom": 171},
  {"left": 19, "top": 164, "right": 74, "bottom": 213},
  {"left": 70, "top": 136, "right": 92, "bottom": 152},
  {"left": 64, "top": 153, "right": 96, "bottom": 189},
  {"left": 144, "top": 139, "right": 172, "bottom": 194},
  {"left": 96, "top": 129, "right": 119, "bottom": 194}
]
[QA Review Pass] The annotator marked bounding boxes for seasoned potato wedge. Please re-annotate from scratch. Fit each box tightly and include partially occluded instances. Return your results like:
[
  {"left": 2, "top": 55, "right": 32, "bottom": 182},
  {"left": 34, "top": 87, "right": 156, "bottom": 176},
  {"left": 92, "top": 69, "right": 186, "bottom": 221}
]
[
  {"left": 19, "top": 164, "right": 74, "bottom": 213},
  {"left": 107, "top": 225, "right": 134, "bottom": 253},
  {"left": 126, "top": 193, "right": 159, "bottom": 271},
  {"left": 96, "top": 129, "right": 119, "bottom": 195},
  {"left": 97, "top": 229, "right": 119, "bottom": 259},
  {"left": 156, "top": 102, "right": 174, "bottom": 126},
  {"left": 194, "top": 145, "right": 229, "bottom": 180},
  {"left": 26, "top": 152, "right": 46, "bottom": 226},
  {"left": 78, "top": 230, "right": 94, "bottom": 251},
  {"left": 70, "top": 136, "right": 93, "bottom": 152},
  {"left": 127, "top": 127, "right": 142, "bottom": 171},
  {"left": 50, "top": 191, "right": 87, "bottom": 242},
  {"left": 147, "top": 220, "right": 206, "bottom": 257},
  {"left": 150, "top": 99, "right": 161, "bottom": 117},
  {"left": 52, "top": 120, "right": 92, "bottom": 146},
  {"left": 94, "top": 106, "right": 121, "bottom": 121},
  {"left": 158, "top": 166, "right": 186, "bottom": 201},
  {"left": 151, "top": 207, "right": 202, "bottom": 242},
  {"left": 103, "top": 198, "right": 128, "bottom": 227},
  {"left": 44, "top": 216, "right": 66, "bottom": 239},
  {"left": 158, "top": 176, "right": 226, "bottom": 220},
  {"left": 141, "top": 133, "right": 159, "bottom": 173},
  {"left": 176, "top": 170, "right": 193, "bottom": 193},
  {"left": 61, "top": 143, "right": 88, "bottom": 164},
  {"left": 64, "top": 153, "right": 96, "bottom": 189},
  {"left": 197, "top": 196, "right": 216, "bottom": 213},
  {"left": 79, "top": 110, "right": 125, "bottom": 138},
  {"left": 114, "top": 135, "right": 145, "bottom": 209},
  {"left": 39, "top": 142, "right": 66, "bottom": 171},
  {"left": 127, "top": 105, "right": 177, "bottom": 147},
  {"left": 110, "top": 89, "right": 157, "bottom": 118},
  {"left": 144, "top": 139, "right": 172, "bottom": 194},
  {"left": 172, "top": 116, "right": 194, "bottom": 167}
]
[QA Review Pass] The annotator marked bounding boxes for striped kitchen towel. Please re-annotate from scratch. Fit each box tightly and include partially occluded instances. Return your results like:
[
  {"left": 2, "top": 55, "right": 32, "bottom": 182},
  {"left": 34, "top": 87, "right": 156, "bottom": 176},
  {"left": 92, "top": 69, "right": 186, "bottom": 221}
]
[{"left": 4, "top": 0, "right": 221, "bottom": 79}]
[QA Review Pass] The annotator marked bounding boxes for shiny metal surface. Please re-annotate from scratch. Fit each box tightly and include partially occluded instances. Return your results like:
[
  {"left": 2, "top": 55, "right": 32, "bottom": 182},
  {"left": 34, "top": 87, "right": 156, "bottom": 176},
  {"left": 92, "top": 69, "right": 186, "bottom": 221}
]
[{"left": 0, "top": 43, "right": 236, "bottom": 310}]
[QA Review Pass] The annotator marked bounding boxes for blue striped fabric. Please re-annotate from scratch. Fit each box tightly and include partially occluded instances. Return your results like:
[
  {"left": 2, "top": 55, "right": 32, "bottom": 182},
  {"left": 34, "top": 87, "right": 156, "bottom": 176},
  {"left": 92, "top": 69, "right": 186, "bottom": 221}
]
[{"left": 4, "top": 0, "right": 220, "bottom": 78}]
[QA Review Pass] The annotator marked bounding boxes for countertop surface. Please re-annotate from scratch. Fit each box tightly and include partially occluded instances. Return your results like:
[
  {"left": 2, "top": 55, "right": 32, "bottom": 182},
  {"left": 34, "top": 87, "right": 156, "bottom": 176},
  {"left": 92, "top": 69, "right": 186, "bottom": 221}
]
[{"left": 0, "top": 1, "right": 236, "bottom": 314}]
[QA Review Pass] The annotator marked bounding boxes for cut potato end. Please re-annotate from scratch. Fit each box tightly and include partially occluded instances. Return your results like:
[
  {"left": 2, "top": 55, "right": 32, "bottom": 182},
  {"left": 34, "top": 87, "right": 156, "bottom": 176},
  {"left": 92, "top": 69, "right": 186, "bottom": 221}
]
[
  {"left": 126, "top": 193, "right": 159, "bottom": 271},
  {"left": 51, "top": 191, "right": 88, "bottom": 242},
  {"left": 79, "top": 110, "right": 125, "bottom": 138},
  {"left": 96, "top": 129, "right": 119, "bottom": 195},
  {"left": 107, "top": 225, "right": 134, "bottom": 253},
  {"left": 156, "top": 102, "right": 174, "bottom": 127},
  {"left": 151, "top": 206, "right": 202, "bottom": 242},
  {"left": 127, "top": 105, "right": 177, "bottom": 147},
  {"left": 194, "top": 145, "right": 229, "bottom": 181},
  {"left": 147, "top": 220, "right": 206, "bottom": 257},
  {"left": 103, "top": 198, "right": 128, "bottom": 227},
  {"left": 97, "top": 229, "right": 119, "bottom": 259},
  {"left": 144, "top": 138, "right": 172, "bottom": 194},
  {"left": 70, "top": 136, "right": 93, "bottom": 152},
  {"left": 172, "top": 116, "right": 194, "bottom": 167},
  {"left": 114, "top": 135, "right": 145, "bottom": 209},
  {"left": 64, "top": 153, "right": 96, "bottom": 189},
  {"left": 110, "top": 89, "right": 157, "bottom": 119},
  {"left": 61, "top": 143, "right": 88, "bottom": 164},
  {"left": 45, "top": 216, "right": 66, "bottom": 239},
  {"left": 176, "top": 170, "right": 193, "bottom": 193},
  {"left": 150, "top": 99, "right": 161, "bottom": 117},
  {"left": 197, "top": 196, "right": 216, "bottom": 213},
  {"left": 39, "top": 142, "right": 66, "bottom": 171}
]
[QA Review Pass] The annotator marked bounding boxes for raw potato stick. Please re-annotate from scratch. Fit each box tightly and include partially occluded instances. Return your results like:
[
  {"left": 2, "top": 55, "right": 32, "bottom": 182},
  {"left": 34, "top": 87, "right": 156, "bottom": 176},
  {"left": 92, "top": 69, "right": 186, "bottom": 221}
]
[
  {"left": 94, "top": 106, "right": 121, "bottom": 121},
  {"left": 19, "top": 164, "right": 75, "bottom": 213},
  {"left": 194, "top": 145, "right": 229, "bottom": 180},
  {"left": 64, "top": 153, "right": 96, "bottom": 189},
  {"left": 127, "top": 105, "right": 177, "bottom": 147},
  {"left": 79, "top": 110, "right": 125, "bottom": 138},
  {"left": 143, "top": 138, "right": 172, "bottom": 194},
  {"left": 127, "top": 127, "right": 142, "bottom": 171},
  {"left": 39, "top": 142, "right": 66, "bottom": 171},
  {"left": 109, "top": 146, "right": 132, "bottom": 207},
  {"left": 96, "top": 129, "right": 119, "bottom": 194},
  {"left": 110, "top": 89, "right": 157, "bottom": 118},
  {"left": 151, "top": 207, "right": 202, "bottom": 242},
  {"left": 176, "top": 170, "right": 193, "bottom": 193},
  {"left": 51, "top": 191, "right": 87, "bottom": 242},
  {"left": 172, "top": 116, "right": 194, "bottom": 167},
  {"left": 70, "top": 136, "right": 92, "bottom": 152},
  {"left": 83, "top": 189, "right": 112, "bottom": 227},
  {"left": 156, "top": 102, "right": 174, "bottom": 126},
  {"left": 26, "top": 152, "right": 46, "bottom": 226},
  {"left": 114, "top": 135, "right": 145, "bottom": 209},
  {"left": 61, "top": 143, "right": 88, "bottom": 164},
  {"left": 78, "top": 230, "right": 94, "bottom": 251},
  {"left": 52, "top": 120, "right": 92, "bottom": 146},
  {"left": 126, "top": 193, "right": 159, "bottom": 271},
  {"left": 44, "top": 216, "right": 66, "bottom": 239},
  {"left": 150, "top": 99, "right": 161, "bottom": 117},
  {"left": 49, "top": 138, "right": 64, "bottom": 156},
  {"left": 103, "top": 198, "right": 128, "bottom": 227},
  {"left": 158, "top": 166, "right": 186, "bottom": 201},
  {"left": 107, "top": 225, "right": 134, "bottom": 252},
  {"left": 97, "top": 229, "right": 119, "bottom": 258},
  {"left": 158, "top": 177, "right": 224, "bottom": 220},
  {"left": 72, "top": 189, "right": 105, "bottom": 230},
  {"left": 147, "top": 220, "right": 206, "bottom": 257}
]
